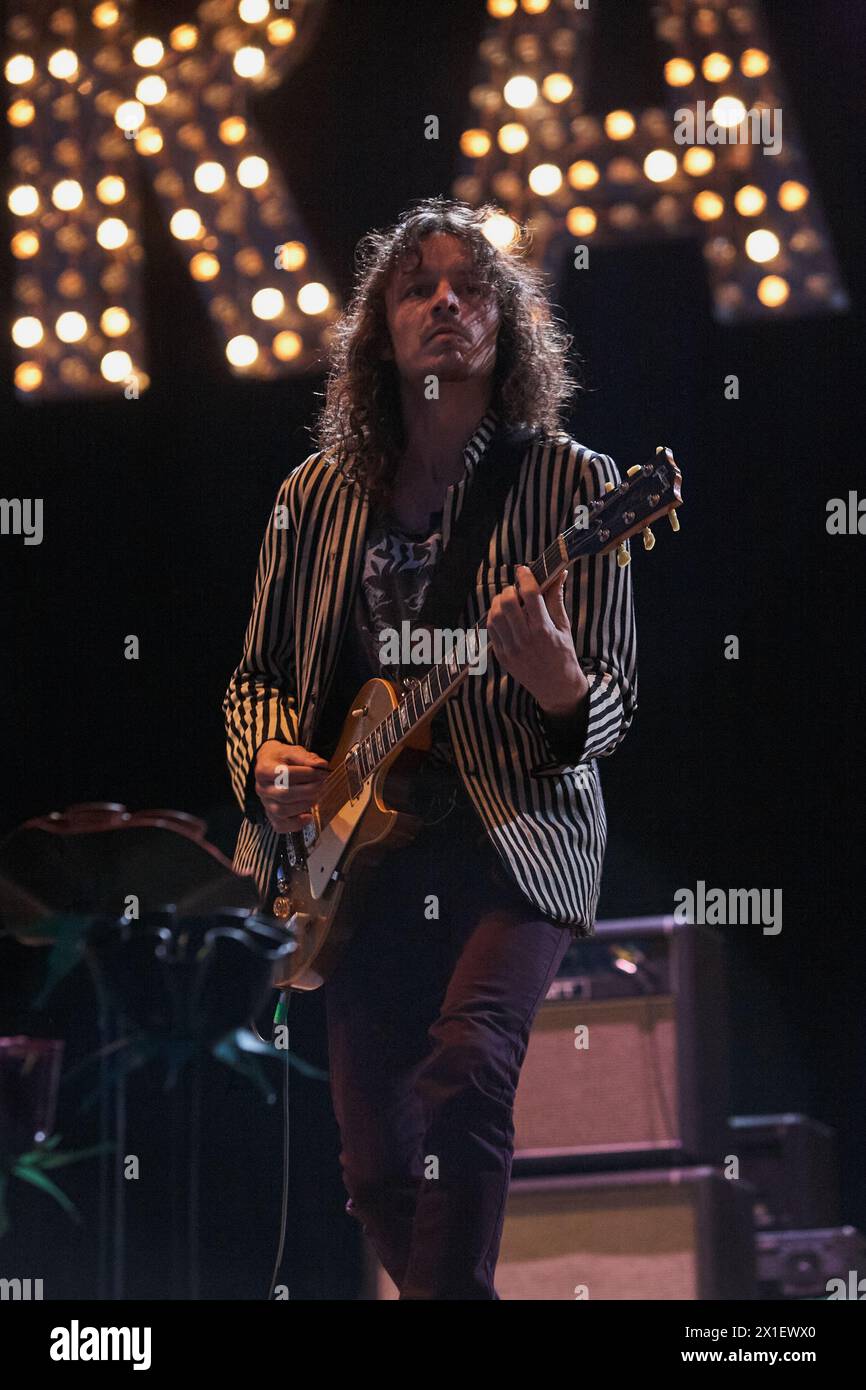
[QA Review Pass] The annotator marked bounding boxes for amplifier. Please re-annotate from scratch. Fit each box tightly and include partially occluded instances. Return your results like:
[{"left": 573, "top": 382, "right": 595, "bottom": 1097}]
[
  {"left": 728, "top": 1114, "right": 840, "bottom": 1231},
  {"left": 756, "top": 1226, "right": 866, "bottom": 1299},
  {"left": 496, "top": 1168, "right": 757, "bottom": 1300},
  {"left": 513, "top": 915, "right": 729, "bottom": 1168},
  {"left": 366, "top": 1166, "right": 756, "bottom": 1300}
]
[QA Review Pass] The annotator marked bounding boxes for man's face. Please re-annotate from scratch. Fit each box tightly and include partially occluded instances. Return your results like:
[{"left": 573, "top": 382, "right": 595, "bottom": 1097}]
[{"left": 383, "top": 232, "right": 500, "bottom": 385}]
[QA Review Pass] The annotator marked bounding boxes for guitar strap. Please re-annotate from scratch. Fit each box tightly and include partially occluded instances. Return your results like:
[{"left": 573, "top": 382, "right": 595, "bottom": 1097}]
[{"left": 414, "top": 422, "right": 542, "bottom": 634}]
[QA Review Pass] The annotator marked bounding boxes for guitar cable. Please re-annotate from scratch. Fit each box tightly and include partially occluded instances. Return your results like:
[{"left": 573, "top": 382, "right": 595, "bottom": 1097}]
[
  {"left": 270, "top": 988, "right": 292, "bottom": 1300},
  {"left": 250, "top": 987, "right": 293, "bottom": 1300}
]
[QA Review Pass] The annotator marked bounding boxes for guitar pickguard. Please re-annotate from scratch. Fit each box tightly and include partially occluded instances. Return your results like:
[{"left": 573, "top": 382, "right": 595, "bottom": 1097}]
[{"left": 305, "top": 780, "right": 373, "bottom": 899}]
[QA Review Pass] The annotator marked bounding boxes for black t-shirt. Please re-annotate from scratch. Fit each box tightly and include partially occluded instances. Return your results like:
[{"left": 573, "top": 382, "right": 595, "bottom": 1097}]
[{"left": 311, "top": 510, "right": 462, "bottom": 820}]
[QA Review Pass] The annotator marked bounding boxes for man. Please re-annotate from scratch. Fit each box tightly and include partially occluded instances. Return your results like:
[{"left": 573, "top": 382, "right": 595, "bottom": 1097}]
[{"left": 223, "top": 197, "right": 637, "bottom": 1299}]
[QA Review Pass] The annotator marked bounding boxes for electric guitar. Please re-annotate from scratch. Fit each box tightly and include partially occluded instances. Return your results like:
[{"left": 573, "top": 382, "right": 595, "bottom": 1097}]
[{"left": 270, "top": 446, "right": 683, "bottom": 990}]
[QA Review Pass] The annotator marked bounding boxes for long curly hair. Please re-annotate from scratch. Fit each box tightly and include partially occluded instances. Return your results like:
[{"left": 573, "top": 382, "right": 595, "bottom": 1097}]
[{"left": 314, "top": 196, "right": 579, "bottom": 510}]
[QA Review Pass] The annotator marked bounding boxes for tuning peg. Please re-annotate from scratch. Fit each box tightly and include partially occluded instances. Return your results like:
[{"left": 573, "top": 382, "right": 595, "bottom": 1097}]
[
  {"left": 604, "top": 481, "right": 615, "bottom": 493},
  {"left": 642, "top": 527, "right": 655, "bottom": 551},
  {"left": 616, "top": 543, "right": 630, "bottom": 568},
  {"left": 668, "top": 510, "right": 680, "bottom": 532},
  {"left": 626, "top": 465, "right": 642, "bottom": 478}
]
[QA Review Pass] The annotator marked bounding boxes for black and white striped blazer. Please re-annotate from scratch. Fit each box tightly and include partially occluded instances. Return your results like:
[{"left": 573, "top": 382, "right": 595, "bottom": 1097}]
[{"left": 223, "top": 408, "right": 637, "bottom": 933}]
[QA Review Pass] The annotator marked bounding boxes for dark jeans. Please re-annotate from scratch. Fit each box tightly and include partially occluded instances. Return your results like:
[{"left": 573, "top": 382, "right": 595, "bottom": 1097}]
[{"left": 324, "top": 790, "right": 572, "bottom": 1299}]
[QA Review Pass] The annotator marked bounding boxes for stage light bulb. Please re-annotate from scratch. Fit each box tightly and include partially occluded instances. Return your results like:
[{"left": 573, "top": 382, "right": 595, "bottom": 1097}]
[
  {"left": 711, "top": 96, "right": 747, "bottom": 129},
  {"left": 48, "top": 49, "right": 79, "bottom": 80},
  {"left": 745, "top": 229, "right": 780, "bottom": 263},
  {"left": 115, "top": 100, "right": 145, "bottom": 132},
  {"left": 136, "top": 75, "right": 167, "bottom": 105},
  {"left": 605, "top": 110, "right": 635, "bottom": 140},
  {"left": 497, "top": 123, "right": 529, "bottom": 153},
  {"left": 693, "top": 190, "right": 724, "bottom": 221},
  {"left": 6, "top": 54, "right": 35, "bottom": 84},
  {"left": 644, "top": 150, "right": 677, "bottom": 183},
  {"left": 252, "top": 288, "right": 285, "bottom": 320},
  {"left": 741, "top": 48, "right": 770, "bottom": 78},
  {"left": 9, "top": 184, "right": 39, "bottom": 215},
  {"left": 97, "top": 175, "right": 126, "bottom": 204},
  {"left": 481, "top": 214, "right": 519, "bottom": 249},
  {"left": 567, "top": 160, "right": 599, "bottom": 191},
  {"left": 226, "top": 335, "right": 259, "bottom": 367},
  {"left": 461, "top": 130, "right": 492, "bottom": 158},
  {"left": 237, "top": 155, "right": 269, "bottom": 187},
  {"left": 778, "top": 180, "right": 809, "bottom": 211},
  {"left": 52, "top": 179, "right": 84, "bottom": 211},
  {"left": 239, "top": 0, "right": 270, "bottom": 21},
  {"left": 234, "top": 46, "right": 266, "bottom": 79},
  {"left": 757, "top": 275, "right": 789, "bottom": 308},
  {"left": 272, "top": 330, "right": 301, "bottom": 360},
  {"left": 136, "top": 126, "right": 163, "bottom": 155},
  {"left": 488, "top": 0, "right": 518, "bottom": 17},
  {"left": 91, "top": 3, "right": 120, "bottom": 28},
  {"left": 664, "top": 59, "right": 695, "bottom": 87},
  {"left": 171, "top": 25, "right": 199, "bottom": 51},
  {"left": 734, "top": 185, "right": 766, "bottom": 216},
  {"left": 56, "top": 311, "right": 88, "bottom": 343},
  {"left": 542, "top": 73, "right": 573, "bottom": 103},
  {"left": 170, "top": 209, "right": 202, "bottom": 240},
  {"left": 8, "top": 98, "right": 35, "bottom": 125},
  {"left": 277, "top": 241, "right": 306, "bottom": 270},
  {"left": 195, "top": 161, "right": 227, "bottom": 193},
  {"left": 96, "top": 217, "right": 129, "bottom": 249},
  {"left": 297, "top": 282, "right": 330, "bottom": 314},
  {"left": 101, "top": 349, "right": 132, "bottom": 381},
  {"left": 101, "top": 306, "right": 131, "bottom": 336},
  {"left": 528, "top": 163, "right": 563, "bottom": 196},
  {"left": 190, "top": 252, "right": 220, "bottom": 281},
  {"left": 267, "top": 19, "right": 295, "bottom": 48},
  {"left": 702, "top": 52, "right": 732, "bottom": 82},
  {"left": 15, "top": 362, "right": 42, "bottom": 391},
  {"left": 12, "top": 316, "right": 44, "bottom": 348},
  {"left": 11, "top": 229, "right": 40, "bottom": 258},
  {"left": 682, "top": 147, "right": 714, "bottom": 175},
  {"left": 503, "top": 76, "right": 538, "bottom": 109},
  {"left": 133, "top": 37, "right": 164, "bottom": 67},
  {"left": 566, "top": 207, "right": 597, "bottom": 236},
  {"left": 219, "top": 116, "right": 247, "bottom": 145},
  {"left": 522, "top": 0, "right": 551, "bottom": 13}
]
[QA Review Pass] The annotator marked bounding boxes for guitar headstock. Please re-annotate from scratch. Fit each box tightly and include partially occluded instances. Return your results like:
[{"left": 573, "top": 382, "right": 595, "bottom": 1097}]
[{"left": 569, "top": 447, "right": 684, "bottom": 563}]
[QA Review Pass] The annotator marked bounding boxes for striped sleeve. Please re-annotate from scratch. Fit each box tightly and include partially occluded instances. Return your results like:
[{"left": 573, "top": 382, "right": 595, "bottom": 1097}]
[
  {"left": 569, "top": 449, "right": 638, "bottom": 763},
  {"left": 222, "top": 468, "right": 302, "bottom": 822}
]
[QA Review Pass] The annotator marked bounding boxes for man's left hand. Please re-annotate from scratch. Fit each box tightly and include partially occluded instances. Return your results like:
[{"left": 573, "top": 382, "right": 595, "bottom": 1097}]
[{"left": 486, "top": 564, "right": 589, "bottom": 718}]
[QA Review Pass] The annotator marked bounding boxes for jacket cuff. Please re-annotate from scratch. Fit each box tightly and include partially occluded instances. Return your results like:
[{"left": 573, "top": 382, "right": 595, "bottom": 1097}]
[
  {"left": 538, "top": 697, "right": 591, "bottom": 767},
  {"left": 579, "top": 667, "right": 626, "bottom": 761}
]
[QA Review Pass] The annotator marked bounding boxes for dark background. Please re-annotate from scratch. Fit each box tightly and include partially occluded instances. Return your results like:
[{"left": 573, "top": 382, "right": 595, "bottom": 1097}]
[{"left": 1, "top": 0, "right": 864, "bottom": 1299}]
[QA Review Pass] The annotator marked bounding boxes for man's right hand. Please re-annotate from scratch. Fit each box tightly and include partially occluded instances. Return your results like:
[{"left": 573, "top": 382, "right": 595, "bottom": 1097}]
[{"left": 254, "top": 740, "right": 329, "bottom": 834}]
